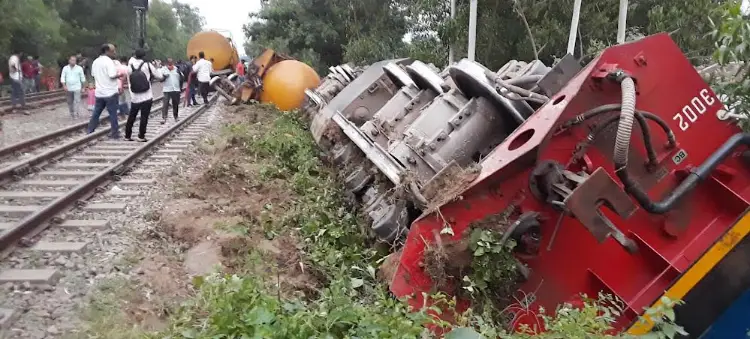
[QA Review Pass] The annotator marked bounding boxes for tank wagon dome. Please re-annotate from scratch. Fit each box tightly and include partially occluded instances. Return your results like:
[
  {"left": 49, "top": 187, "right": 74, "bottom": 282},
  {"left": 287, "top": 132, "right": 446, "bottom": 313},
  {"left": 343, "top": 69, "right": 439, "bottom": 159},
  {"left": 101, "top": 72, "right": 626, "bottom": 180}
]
[
  {"left": 186, "top": 31, "right": 240, "bottom": 71},
  {"left": 260, "top": 60, "right": 321, "bottom": 111}
]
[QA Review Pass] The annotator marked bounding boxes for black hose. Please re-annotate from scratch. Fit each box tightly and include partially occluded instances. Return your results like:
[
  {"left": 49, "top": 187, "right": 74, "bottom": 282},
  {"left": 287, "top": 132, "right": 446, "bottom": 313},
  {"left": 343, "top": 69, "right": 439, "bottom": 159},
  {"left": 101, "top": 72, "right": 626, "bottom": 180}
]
[
  {"left": 616, "top": 133, "right": 750, "bottom": 214},
  {"left": 585, "top": 112, "right": 658, "bottom": 166},
  {"left": 560, "top": 104, "right": 677, "bottom": 148},
  {"left": 633, "top": 112, "right": 657, "bottom": 166},
  {"left": 635, "top": 111, "right": 677, "bottom": 148}
]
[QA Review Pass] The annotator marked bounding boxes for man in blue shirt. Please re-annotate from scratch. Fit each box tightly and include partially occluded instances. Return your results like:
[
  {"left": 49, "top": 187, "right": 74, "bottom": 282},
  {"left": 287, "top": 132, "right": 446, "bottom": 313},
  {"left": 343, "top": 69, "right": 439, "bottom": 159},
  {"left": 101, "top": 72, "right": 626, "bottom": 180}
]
[
  {"left": 159, "top": 57, "right": 183, "bottom": 124},
  {"left": 60, "top": 55, "right": 86, "bottom": 118}
]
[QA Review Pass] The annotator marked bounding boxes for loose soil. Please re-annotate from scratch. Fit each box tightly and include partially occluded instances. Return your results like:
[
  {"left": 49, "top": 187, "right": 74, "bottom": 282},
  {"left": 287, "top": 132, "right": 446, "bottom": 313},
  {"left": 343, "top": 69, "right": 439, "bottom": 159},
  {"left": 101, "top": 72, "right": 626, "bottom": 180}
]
[
  {"left": 421, "top": 162, "right": 481, "bottom": 214},
  {"left": 75, "top": 104, "right": 320, "bottom": 337}
]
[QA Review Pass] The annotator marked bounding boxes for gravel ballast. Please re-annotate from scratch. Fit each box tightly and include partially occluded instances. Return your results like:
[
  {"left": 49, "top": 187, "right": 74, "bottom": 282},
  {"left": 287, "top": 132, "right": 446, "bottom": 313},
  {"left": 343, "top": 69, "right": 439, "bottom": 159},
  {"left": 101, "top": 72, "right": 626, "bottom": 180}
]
[
  {"left": 1, "top": 84, "right": 165, "bottom": 147},
  {"left": 0, "top": 98, "right": 224, "bottom": 339}
]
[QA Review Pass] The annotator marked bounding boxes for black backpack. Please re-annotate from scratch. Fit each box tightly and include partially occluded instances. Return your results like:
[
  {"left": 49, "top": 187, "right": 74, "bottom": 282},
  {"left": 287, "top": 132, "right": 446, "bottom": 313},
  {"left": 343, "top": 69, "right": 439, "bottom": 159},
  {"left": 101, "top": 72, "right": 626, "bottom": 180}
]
[{"left": 129, "top": 62, "right": 150, "bottom": 93}]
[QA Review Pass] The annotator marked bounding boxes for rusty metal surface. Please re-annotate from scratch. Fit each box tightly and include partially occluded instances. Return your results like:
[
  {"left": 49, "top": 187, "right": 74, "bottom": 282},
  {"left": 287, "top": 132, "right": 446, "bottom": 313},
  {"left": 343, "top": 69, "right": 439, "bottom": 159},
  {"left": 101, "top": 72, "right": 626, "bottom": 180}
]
[
  {"left": 236, "top": 48, "right": 290, "bottom": 103},
  {"left": 0, "top": 90, "right": 64, "bottom": 105},
  {"left": 537, "top": 54, "right": 582, "bottom": 97},
  {"left": 0, "top": 111, "right": 117, "bottom": 160}
]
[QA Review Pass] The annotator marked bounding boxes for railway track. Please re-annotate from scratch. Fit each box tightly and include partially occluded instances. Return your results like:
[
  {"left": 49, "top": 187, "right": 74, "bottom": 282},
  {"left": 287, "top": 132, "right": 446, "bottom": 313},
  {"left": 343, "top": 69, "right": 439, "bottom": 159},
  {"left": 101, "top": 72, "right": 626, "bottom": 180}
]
[
  {"left": 0, "top": 90, "right": 71, "bottom": 115},
  {"left": 0, "top": 94, "right": 218, "bottom": 332},
  {"left": 0, "top": 94, "right": 174, "bottom": 166}
]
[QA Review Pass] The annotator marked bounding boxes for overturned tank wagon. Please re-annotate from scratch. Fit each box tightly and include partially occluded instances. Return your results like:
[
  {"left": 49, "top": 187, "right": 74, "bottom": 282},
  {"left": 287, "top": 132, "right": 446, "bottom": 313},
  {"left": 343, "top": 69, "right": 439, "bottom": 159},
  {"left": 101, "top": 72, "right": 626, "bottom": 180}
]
[
  {"left": 185, "top": 30, "right": 243, "bottom": 104},
  {"left": 186, "top": 30, "right": 241, "bottom": 73},
  {"left": 300, "top": 35, "right": 750, "bottom": 338},
  {"left": 186, "top": 33, "right": 323, "bottom": 111}
]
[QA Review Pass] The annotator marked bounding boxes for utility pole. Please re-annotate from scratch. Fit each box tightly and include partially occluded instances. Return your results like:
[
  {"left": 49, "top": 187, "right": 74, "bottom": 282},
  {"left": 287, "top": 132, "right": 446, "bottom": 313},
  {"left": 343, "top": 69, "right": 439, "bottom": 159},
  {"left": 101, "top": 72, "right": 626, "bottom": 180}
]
[
  {"left": 566, "top": 0, "right": 582, "bottom": 55},
  {"left": 616, "top": 0, "right": 628, "bottom": 44},
  {"left": 132, "top": 0, "right": 149, "bottom": 50},
  {"left": 468, "top": 0, "right": 478, "bottom": 61},
  {"left": 449, "top": 0, "right": 456, "bottom": 64}
]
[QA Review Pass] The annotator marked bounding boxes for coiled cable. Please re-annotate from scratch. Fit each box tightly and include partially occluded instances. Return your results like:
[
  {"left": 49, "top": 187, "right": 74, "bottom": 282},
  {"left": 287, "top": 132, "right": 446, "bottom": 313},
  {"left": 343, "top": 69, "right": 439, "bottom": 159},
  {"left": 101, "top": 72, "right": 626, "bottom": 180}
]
[{"left": 614, "top": 76, "right": 636, "bottom": 169}]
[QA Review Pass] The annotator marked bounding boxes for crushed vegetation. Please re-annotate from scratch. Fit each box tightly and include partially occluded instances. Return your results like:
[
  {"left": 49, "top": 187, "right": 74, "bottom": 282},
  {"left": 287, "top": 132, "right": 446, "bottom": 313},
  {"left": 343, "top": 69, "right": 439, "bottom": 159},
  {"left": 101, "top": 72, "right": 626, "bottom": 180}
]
[
  {"left": 73, "top": 103, "right": 685, "bottom": 339},
  {"left": 152, "top": 104, "right": 433, "bottom": 338},
  {"left": 421, "top": 162, "right": 481, "bottom": 213},
  {"left": 421, "top": 206, "right": 525, "bottom": 331}
]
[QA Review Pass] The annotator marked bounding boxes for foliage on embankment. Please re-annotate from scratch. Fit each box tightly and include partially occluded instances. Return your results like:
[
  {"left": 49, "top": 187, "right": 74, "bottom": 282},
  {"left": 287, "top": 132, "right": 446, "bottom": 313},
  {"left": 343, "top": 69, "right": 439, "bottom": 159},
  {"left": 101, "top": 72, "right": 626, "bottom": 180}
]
[{"left": 148, "top": 105, "right": 683, "bottom": 338}]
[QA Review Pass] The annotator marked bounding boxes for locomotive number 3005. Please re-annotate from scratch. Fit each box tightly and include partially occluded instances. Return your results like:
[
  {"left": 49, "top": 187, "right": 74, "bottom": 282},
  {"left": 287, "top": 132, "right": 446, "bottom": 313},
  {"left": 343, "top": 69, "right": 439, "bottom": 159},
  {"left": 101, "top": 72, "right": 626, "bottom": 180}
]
[{"left": 672, "top": 88, "right": 717, "bottom": 132}]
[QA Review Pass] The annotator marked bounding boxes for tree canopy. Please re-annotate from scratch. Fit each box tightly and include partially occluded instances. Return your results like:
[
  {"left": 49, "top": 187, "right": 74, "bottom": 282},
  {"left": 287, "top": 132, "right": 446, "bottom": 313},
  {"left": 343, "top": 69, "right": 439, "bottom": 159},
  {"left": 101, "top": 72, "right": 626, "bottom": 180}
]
[
  {"left": 0, "top": 0, "right": 204, "bottom": 72},
  {"left": 244, "top": 0, "right": 731, "bottom": 73}
]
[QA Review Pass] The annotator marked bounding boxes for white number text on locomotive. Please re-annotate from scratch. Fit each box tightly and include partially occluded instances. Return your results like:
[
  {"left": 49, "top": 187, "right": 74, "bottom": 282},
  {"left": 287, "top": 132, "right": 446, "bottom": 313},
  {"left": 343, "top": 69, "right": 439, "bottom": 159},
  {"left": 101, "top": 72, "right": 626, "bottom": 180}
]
[{"left": 672, "top": 88, "right": 717, "bottom": 132}]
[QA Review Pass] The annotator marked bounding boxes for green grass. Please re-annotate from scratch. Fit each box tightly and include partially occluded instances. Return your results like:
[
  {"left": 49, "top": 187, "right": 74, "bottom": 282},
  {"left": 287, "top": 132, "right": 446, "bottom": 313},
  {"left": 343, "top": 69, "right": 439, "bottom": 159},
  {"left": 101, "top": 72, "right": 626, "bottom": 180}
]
[
  {"left": 77, "top": 105, "right": 684, "bottom": 339},
  {"left": 152, "top": 107, "right": 433, "bottom": 338},
  {"left": 69, "top": 278, "right": 153, "bottom": 339}
]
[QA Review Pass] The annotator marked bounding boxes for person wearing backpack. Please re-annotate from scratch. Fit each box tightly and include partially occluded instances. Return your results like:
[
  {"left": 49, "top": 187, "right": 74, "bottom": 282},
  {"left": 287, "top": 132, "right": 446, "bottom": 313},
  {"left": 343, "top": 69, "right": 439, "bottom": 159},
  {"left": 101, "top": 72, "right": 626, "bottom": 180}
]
[{"left": 125, "top": 48, "right": 163, "bottom": 142}]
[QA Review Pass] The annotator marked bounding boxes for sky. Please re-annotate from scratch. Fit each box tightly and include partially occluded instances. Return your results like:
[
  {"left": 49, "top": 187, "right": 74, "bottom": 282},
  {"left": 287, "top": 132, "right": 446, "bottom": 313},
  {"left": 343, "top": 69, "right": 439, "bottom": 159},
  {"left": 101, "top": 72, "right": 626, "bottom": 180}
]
[{"left": 179, "top": 0, "right": 262, "bottom": 56}]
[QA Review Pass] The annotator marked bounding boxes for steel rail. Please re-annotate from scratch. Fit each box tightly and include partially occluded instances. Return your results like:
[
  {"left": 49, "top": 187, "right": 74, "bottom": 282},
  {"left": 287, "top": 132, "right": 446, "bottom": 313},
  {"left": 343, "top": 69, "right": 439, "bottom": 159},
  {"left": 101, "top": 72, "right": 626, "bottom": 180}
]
[
  {"left": 0, "top": 89, "right": 65, "bottom": 105},
  {"left": 0, "top": 91, "right": 71, "bottom": 115},
  {"left": 0, "top": 96, "right": 217, "bottom": 253},
  {"left": 0, "top": 95, "right": 178, "bottom": 181},
  {"left": 1, "top": 84, "right": 166, "bottom": 114},
  {"left": 0, "top": 94, "right": 169, "bottom": 158}
]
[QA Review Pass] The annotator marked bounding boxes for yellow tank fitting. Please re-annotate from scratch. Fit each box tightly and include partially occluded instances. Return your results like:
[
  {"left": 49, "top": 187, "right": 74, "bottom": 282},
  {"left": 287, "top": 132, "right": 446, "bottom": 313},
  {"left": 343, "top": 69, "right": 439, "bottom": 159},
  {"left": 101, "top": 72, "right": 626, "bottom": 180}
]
[{"left": 259, "top": 60, "right": 321, "bottom": 111}]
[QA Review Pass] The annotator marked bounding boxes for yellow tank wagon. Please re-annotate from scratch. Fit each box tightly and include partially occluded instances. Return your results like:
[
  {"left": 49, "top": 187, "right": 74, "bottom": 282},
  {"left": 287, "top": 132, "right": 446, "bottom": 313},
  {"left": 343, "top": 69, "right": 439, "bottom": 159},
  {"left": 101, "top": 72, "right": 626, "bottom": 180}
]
[
  {"left": 186, "top": 31, "right": 321, "bottom": 111},
  {"left": 186, "top": 30, "right": 240, "bottom": 73}
]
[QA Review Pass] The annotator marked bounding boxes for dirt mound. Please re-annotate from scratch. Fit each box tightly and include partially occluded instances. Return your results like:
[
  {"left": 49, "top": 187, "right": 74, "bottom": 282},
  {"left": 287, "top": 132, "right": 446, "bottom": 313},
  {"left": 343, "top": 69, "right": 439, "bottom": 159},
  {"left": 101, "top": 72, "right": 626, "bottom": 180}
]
[
  {"left": 80, "top": 104, "right": 325, "bottom": 337},
  {"left": 116, "top": 254, "right": 193, "bottom": 332},
  {"left": 377, "top": 250, "right": 402, "bottom": 283},
  {"left": 155, "top": 104, "right": 320, "bottom": 296},
  {"left": 159, "top": 198, "right": 226, "bottom": 244}
]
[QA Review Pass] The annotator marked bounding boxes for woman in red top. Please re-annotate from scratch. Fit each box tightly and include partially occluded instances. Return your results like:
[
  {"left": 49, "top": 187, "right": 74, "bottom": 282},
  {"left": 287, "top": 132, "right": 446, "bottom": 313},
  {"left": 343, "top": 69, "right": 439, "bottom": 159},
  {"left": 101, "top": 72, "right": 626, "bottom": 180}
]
[
  {"left": 21, "top": 57, "right": 35, "bottom": 94},
  {"left": 235, "top": 61, "right": 246, "bottom": 84}
]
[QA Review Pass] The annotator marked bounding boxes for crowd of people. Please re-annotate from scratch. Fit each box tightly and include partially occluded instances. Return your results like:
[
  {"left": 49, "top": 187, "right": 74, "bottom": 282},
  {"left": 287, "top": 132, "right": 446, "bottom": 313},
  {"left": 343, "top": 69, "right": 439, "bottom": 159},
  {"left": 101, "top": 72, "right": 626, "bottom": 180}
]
[
  {"left": 82, "top": 43, "right": 219, "bottom": 142},
  {"left": 5, "top": 44, "right": 249, "bottom": 140},
  {"left": 4, "top": 53, "right": 44, "bottom": 114}
]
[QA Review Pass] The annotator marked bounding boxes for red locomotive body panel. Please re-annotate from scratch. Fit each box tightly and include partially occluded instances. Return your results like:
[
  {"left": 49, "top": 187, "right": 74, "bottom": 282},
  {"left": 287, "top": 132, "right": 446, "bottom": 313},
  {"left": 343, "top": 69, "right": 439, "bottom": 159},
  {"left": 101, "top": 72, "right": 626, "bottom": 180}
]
[{"left": 390, "top": 33, "right": 750, "bottom": 332}]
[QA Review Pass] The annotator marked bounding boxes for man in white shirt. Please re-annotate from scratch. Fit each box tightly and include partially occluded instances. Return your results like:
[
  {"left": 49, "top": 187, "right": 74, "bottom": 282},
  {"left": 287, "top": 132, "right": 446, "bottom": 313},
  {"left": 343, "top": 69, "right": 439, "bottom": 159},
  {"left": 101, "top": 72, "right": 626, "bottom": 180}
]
[
  {"left": 60, "top": 55, "right": 86, "bottom": 118},
  {"left": 125, "top": 48, "right": 163, "bottom": 142},
  {"left": 192, "top": 51, "right": 212, "bottom": 105},
  {"left": 88, "top": 44, "right": 123, "bottom": 139},
  {"left": 7, "top": 52, "right": 26, "bottom": 113}
]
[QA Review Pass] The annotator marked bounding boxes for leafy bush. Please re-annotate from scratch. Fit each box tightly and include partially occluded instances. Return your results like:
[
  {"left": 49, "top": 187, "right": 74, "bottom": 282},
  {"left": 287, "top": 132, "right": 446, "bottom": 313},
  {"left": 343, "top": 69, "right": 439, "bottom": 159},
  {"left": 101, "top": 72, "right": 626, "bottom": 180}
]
[
  {"left": 158, "top": 107, "right": 684, "bottom": 338},
  {"left": 709, "top": 0, "right": 750, "bottom": 130},
  {"left": 162, "top": 273, "right": 432, "bottom": 339}
]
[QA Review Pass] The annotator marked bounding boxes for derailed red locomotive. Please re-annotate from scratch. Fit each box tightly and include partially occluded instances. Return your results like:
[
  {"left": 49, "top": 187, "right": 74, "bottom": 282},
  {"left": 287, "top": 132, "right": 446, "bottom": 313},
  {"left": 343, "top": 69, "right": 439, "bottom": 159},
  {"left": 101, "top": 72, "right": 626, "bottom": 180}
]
[
  {"left": 302, "top": 32, "right": 750, "bottom": 337},
  {"left": 390, "top": 33, "right": 750, "bottom": 336}
]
